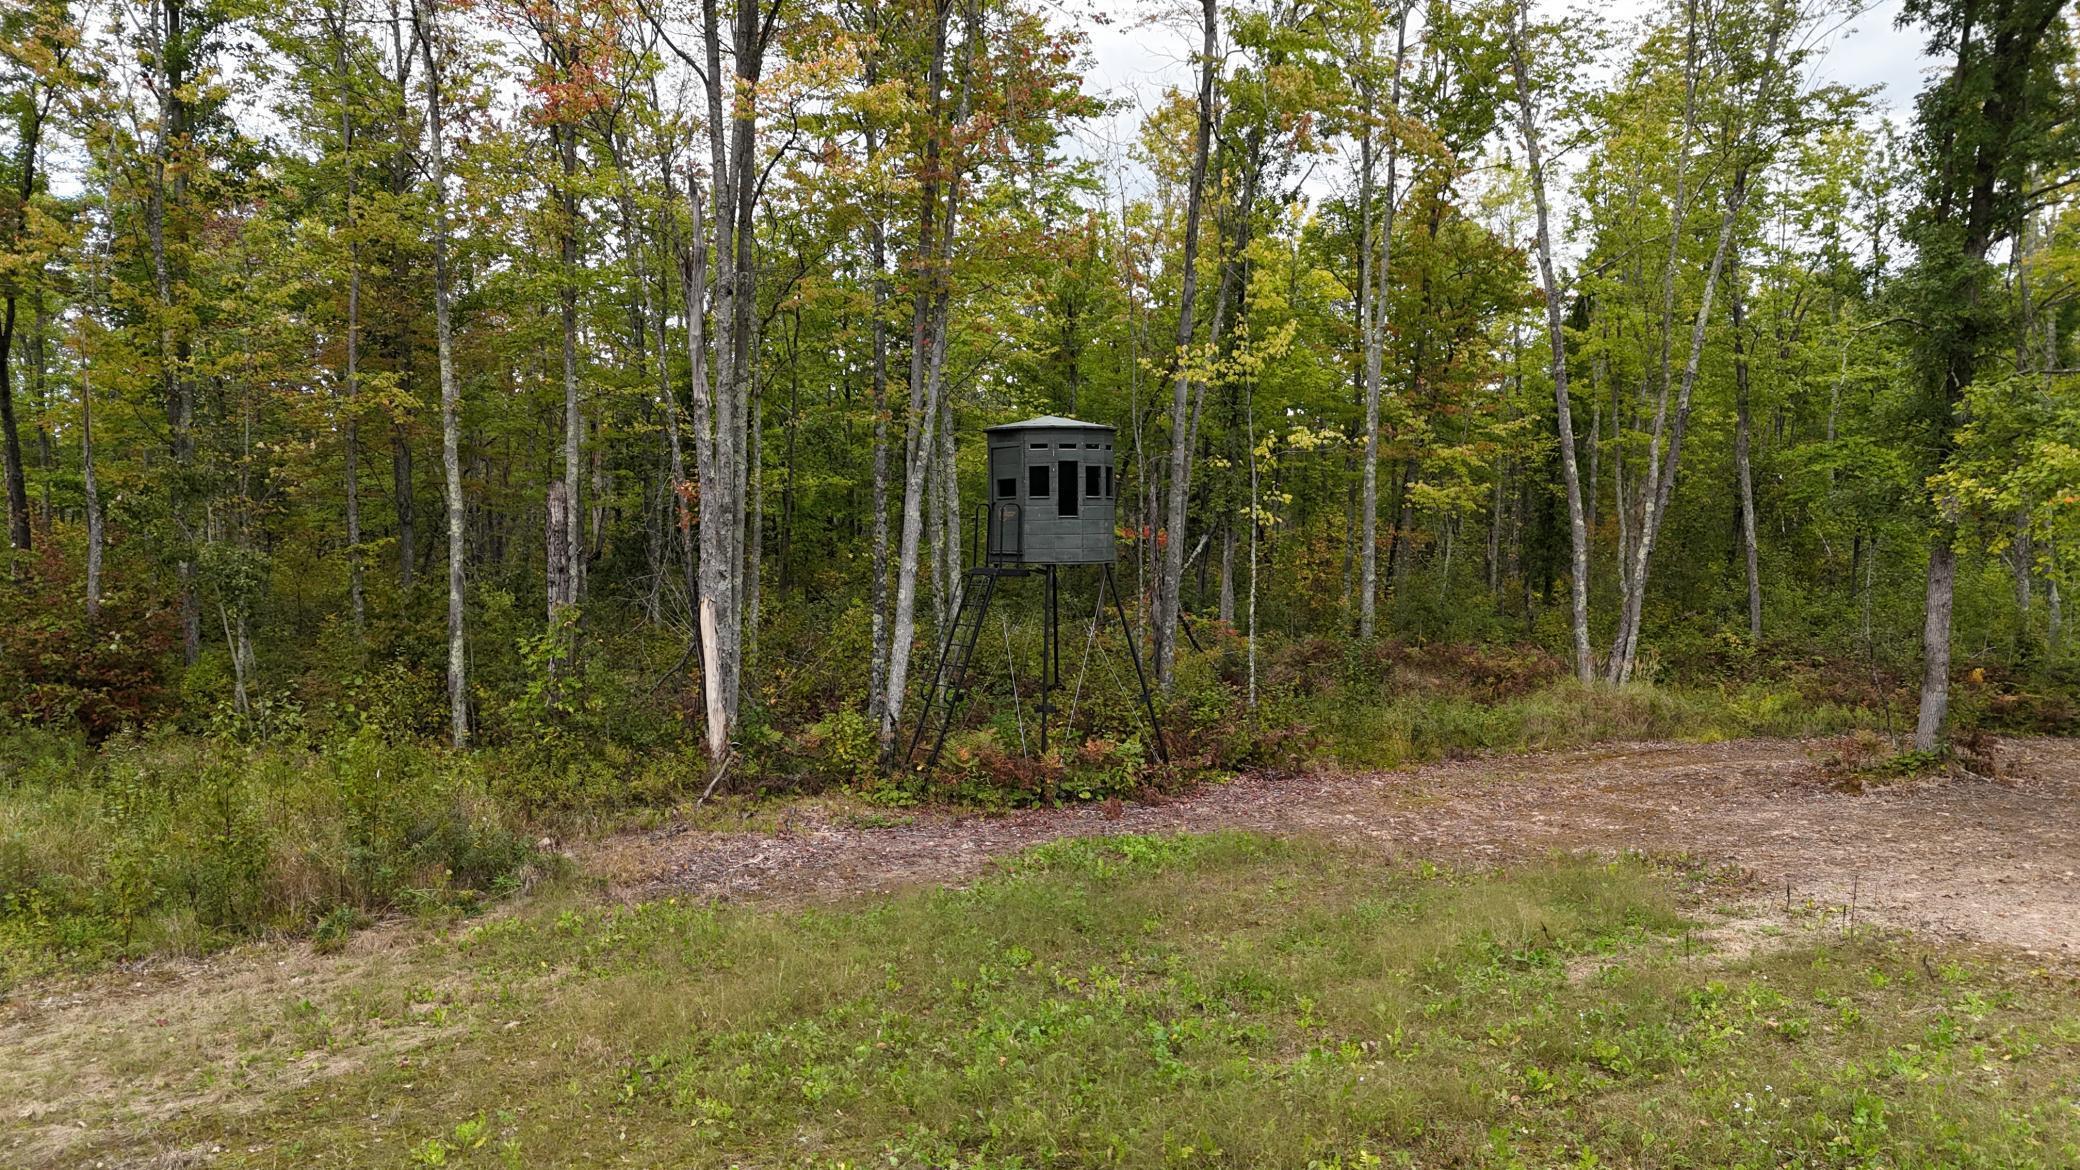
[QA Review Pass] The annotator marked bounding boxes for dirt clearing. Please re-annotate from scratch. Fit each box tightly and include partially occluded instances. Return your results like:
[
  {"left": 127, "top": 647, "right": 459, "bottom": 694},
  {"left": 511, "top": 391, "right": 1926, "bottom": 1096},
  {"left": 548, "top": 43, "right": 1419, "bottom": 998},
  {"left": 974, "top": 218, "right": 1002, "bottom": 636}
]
[{"left": 608, "top": 736, "right": 2080, "bottom": 959}]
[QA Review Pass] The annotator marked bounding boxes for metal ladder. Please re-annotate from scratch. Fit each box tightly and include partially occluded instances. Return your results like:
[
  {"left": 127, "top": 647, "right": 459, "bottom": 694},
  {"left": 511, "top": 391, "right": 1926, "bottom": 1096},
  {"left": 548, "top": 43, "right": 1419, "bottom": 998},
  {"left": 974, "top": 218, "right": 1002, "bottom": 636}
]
[{"left": 903, "top": 566, "right": 1007, "bottom": 773}]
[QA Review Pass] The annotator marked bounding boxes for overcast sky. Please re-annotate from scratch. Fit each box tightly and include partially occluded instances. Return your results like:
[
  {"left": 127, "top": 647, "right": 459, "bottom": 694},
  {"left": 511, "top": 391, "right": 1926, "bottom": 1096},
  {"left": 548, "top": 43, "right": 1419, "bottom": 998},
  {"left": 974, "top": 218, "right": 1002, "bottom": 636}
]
[{"left": 1063, "top": 0, "right": 1938, "bottom": 201}]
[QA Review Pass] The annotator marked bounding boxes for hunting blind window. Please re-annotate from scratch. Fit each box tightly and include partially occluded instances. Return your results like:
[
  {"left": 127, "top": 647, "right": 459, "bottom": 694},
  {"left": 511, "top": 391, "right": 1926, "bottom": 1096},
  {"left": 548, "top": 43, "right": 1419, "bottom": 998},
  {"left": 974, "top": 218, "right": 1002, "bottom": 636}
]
[
  {"left": 1058, "top": 460, "right": 1081, "bottom": 516},
  {"left": 1029, "top": 465, "right": 1049, "bottom": 498},
  {"left": 1085, "top": 465, "right": 1101, "bottom": 497},
  {"left": 997, "top": 477, "right": 1016, "bottom": 499}
]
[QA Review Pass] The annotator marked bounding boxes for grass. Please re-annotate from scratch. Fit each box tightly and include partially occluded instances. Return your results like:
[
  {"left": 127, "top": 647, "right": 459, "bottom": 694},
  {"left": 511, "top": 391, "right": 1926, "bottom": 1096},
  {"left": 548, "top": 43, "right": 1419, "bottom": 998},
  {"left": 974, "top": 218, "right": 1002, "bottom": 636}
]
[
  {"left": 1302, "top": 679, "right": 1870, "bottom": 769},
  {"left": 21, "top": 834, "right": 2076, "bottom": 1168},
  {"left": 0, "top": 670, "right": 1877, "bottom": 976},
  {"left": 0, "top": 727, "right": 541, "bottom": 983}
]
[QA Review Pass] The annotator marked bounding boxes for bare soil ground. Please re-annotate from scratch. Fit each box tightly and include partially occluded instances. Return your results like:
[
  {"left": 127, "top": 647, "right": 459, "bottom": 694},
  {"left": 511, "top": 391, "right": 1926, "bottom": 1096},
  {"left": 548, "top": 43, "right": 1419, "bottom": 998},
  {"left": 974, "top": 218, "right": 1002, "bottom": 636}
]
[
  {"left": 6, "top": 735, "right": 2076, "bottom": 1167},
  {"left": 596, "top": 736, "right": 2080, "bottom": 959}
]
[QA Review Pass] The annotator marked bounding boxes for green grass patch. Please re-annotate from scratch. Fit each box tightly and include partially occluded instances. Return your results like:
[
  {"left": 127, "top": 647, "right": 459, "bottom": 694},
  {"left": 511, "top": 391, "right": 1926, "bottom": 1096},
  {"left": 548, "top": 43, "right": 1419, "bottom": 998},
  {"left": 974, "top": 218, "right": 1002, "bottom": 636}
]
[
  {"left": 1302, "top": 679, "right": 1869, "bottom": 769},
  {"left": 80, "top": 834, "right": 2080, "bottom": 1168}
]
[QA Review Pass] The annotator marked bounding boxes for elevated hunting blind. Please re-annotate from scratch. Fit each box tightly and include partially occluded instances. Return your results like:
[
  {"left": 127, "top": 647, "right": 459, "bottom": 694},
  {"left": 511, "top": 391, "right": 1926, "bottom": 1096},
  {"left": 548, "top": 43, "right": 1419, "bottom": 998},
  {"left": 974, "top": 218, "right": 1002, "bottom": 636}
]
[
  {"left": 905, "top": 414, "right": 1165, "bottom": 778},
  {"left": 984, "top": 416, "right": 1118, "bottom": 565}
]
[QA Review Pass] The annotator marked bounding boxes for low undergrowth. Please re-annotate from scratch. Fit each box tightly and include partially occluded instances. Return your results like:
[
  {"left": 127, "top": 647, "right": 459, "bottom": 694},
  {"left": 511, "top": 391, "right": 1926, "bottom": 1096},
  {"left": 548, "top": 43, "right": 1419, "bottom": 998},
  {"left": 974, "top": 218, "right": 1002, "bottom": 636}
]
[
  {"left": 32, "top": 836, "right": 2077, "bottom": 1167},
  {"left": 0, "top": 727, "right": 546, "bottom": 983},
  {"left": 0, "top": 658, "right": 1895, "bottom": 979}
]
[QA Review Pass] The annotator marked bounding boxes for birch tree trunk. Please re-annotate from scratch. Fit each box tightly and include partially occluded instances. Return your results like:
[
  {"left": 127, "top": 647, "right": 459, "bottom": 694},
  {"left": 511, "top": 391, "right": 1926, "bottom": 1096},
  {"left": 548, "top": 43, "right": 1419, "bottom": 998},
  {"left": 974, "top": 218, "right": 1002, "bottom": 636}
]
[
  {"left": 682, "top": 0, "right": 774, "bottom": 760},
  {"left": 1509, "top": 2, "right": 1593, "bottom": 683},
  {"left": 684, "top": 177, "right": 734, "bottom": 761},
  {"left": 880, "top": 0, "right": 976, "bottom": 754},
  {"left": 548, "top": 95, "right": 584, "bottom": 640},
  {"left": 1602, "top": 0, "right": 1702, "bottom": 683},
  {"left": 411, "top": 0, "right": 469, "bottom": 747},
  {"left": 1357, "top": 4, "right": 1408, "bottom": 641},
  {"left": 1607, "top": 165, "right": 1750, "bottom": 682},
  {"left": 866, "top": 205, "right": 894, "bottom": 725},
  {"left": 1153, "top": 0, "right": 1219, "bottom": 689},
  {"left": 1604, "top": 0, "right": 1795, "bottom": 683},
  {"left": 1729, "top": 239, "right": 1762, "bottom": 642}
]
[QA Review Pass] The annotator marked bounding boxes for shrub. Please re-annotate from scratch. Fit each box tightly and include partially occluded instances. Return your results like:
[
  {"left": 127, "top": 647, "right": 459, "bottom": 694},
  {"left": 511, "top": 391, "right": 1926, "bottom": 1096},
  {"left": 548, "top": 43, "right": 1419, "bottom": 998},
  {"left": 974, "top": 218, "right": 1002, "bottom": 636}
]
[{"left": 0, "top": 544, "right": 175, "bottom": 738}]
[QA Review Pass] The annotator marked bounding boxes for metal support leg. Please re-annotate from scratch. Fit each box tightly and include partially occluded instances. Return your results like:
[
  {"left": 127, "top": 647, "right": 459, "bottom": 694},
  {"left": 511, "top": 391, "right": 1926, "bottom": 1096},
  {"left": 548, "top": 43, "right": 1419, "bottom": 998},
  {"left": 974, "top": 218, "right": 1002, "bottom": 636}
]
[
  {"left": 1104, "top": 563, "right": 1169, "bottom": 764},
  {"left": 1040, "top": 564, "right": 1058, "bottom": 755},
  {"left": 906, "top": 570, "right": 998, "bottom": 774}
]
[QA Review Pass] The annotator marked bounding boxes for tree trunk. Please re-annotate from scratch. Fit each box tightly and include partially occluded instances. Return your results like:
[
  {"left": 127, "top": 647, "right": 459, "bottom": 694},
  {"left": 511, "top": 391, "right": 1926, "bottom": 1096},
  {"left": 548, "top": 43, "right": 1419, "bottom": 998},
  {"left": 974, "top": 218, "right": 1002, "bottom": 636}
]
[
  {"left": 552, "top": 116, "right": 584, "bottom": 638},
  {"left": 1603, "top": 0, "right": 1699, "bottom": 682},
  {"left": 879, "top": 0, "right": 975, "bottom": 753},
  {"left": 1914, "top": 535, "right": 1955, "bottom": 751},
  {"left": 685, "top": 0, "right": 770, "bottom": 757},
  {"left": 0, "top": 30, "right": 46, "bottom": 552},
  {"left": 1608, "top": 161, "right": 1754, "bottom": 683},
  {"left": 1510, "top": 0, "right": 1593, "bottom": 683},
  {"left": 80, "top": 302, "right": 104, "bottom": 621},
  {"left": 684, "top": 178, "right": 733, "bottom": 761},
  {"left": 546, "top": 480, "right": 572, "bottom": 628},
  {"left": 2047, "top": 570, "right": 2062, "bottom": 650},
  {"left": 1357, "top": 5, "right": 1408, "bottom": 640},
  {"left": 386, "top": 1, "right": 418, "bottom": 593},
  {"left": 150, "top": 0, "right": 200, "bottom": 659},
  {"left": 393, "top": 423, "right": 416, "bottom": 587},
  {"left": 648, "top": 183, "right": 699, "bottom": 635},
  {"left": 745, "top": 345, "right": 764, "bottom": 679},
  {"left": 0, "top": 298, "right": 28, "bottom": 551},
  {"left": 1729, "top": 243, "right": 1761, "bottom": 642},
  {"left": 1217, "top": 525, "right": 1235, "bottom": 624},
  {"left": 344, "top": 255, "right": 366, "bottom": 630},
  {"left": 1587, "top": 357, "right": 1602, "bottom": 531},
  {"left": 861, "top": 8, "right": 895, "bottom": 724},
  {"left": 2011, "top": 510, "right": 2033, "bottom": 644},
  {"left": 866, "top": 200, "right": 894, "bottom": 726},
  {"left": 412, "top": 0, "right": 469, "bottom": 747},
  {"left": 1906, "top": 0, "right": 2065, "bottom": 748},
  {"left": 333, "top": 11, "right": 367, "bottom": 632},
  {"left": 932, "top": 373, "right": 961, "bottom": 626},
  {"left": 30, "top": 298, "right": 51, "bottom": 530},
  {"left": 1153, "top": 0, "right": 1219, "bottom": 689}
]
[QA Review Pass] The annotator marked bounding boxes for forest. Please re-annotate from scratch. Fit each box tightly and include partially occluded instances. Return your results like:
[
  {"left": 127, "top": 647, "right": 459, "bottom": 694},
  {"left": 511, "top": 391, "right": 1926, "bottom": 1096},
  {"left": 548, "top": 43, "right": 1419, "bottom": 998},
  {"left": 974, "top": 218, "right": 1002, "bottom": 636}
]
[
  {"left": 0, "top": 0, "right": 2077, "bottom": 955},
  {"left": 5, "top": 0, "right": 2080, "bottom": 1163}
]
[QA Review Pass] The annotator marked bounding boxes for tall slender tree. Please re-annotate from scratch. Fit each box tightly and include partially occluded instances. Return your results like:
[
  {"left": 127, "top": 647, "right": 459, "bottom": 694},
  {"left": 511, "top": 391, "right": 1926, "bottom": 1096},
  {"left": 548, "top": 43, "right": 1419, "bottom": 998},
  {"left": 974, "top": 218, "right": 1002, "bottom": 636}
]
[
  {"left": 411, "top": 0, "right": 470, "bottom": 746},
  {"left": 1899, "top": 0, "right": 2075, "bottom": 749},
  {"left": 1153, "top": 0, "right": 1220, "bottom": 689},
  {"left": 1508, "top": 0, "right": 1593, "bottom": 682}
]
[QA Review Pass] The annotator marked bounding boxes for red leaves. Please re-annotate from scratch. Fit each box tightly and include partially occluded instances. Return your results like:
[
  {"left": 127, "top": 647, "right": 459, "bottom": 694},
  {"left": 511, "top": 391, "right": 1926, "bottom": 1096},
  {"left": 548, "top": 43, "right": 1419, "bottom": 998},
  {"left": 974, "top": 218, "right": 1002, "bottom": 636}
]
[
  {"left": 0, "top": 544, "right": 175, "bottom": 740},
  {"left": 484, "top": 0, "right": 631, "bottom": 127}
]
